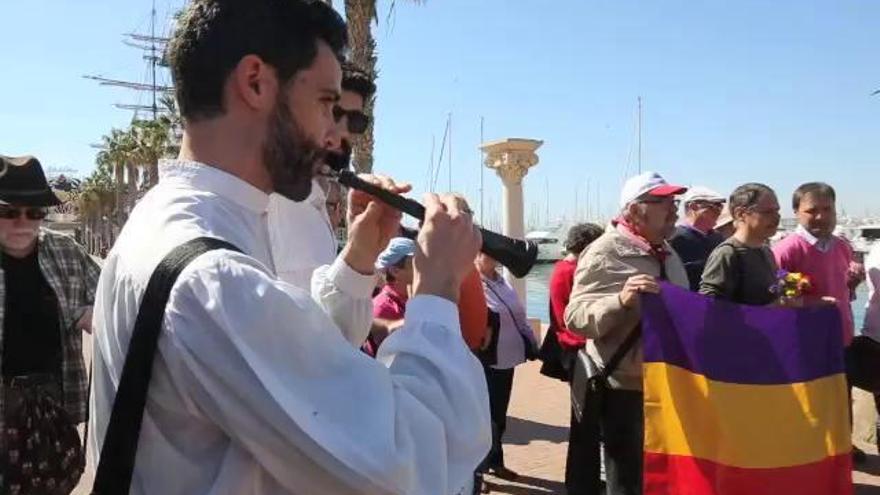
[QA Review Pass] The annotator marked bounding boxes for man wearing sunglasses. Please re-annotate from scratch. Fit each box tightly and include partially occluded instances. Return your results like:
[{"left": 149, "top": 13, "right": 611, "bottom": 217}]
[
  {"left": 669, "top": 186, "right": 727, "bottom": 291},
  {"left": 265, "top": 63, "right": 377, "bottom": 349},
  {"left": 0, "top": 155, "right": 100, "bottom": 484}
]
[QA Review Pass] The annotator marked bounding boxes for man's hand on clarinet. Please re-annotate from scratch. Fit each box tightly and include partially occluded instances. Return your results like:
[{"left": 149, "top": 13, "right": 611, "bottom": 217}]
[
  {"left": 342, "top": 174, "right": 411, "bottom": 275},
  {"left": 412, "top": 193, "right": 482, "bottom": 304}
]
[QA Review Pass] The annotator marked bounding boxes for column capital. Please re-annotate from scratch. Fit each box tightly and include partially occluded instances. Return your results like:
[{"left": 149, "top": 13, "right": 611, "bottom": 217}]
[{"left": 481, "top": 138, "right": 543, "bottom": 186}]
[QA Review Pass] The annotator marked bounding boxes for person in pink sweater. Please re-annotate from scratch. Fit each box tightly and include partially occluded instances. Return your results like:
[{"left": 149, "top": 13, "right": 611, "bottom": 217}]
[
  {"left": 772, "top": 183, "right": 856, "bottom": 346},
  {"left": 772, "top": 181, "right": 866, "bottom": 464}
]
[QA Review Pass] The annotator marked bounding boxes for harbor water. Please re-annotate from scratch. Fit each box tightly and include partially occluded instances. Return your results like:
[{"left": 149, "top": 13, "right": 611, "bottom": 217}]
[{"left": 524, "top": 262, "right": 871, "bottom": 329}]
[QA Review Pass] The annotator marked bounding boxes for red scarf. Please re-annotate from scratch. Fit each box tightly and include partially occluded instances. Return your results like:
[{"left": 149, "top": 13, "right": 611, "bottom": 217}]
[{"left": 614, "top": 217, "right": 669, "bottom": 264}]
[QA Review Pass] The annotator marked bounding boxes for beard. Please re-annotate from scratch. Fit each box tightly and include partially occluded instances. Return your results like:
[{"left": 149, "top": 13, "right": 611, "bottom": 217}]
[
  {"left": 324, "top": 140, "right": 352, "bottom": 172},
  {"left": 262, "top": 98, "right": 325, "bottom": 202}
]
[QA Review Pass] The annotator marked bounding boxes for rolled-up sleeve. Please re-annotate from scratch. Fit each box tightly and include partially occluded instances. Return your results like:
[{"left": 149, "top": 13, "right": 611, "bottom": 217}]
[
  {"left": 168, "top": 253, "right": 490, "bottom": 495},
  {"left": 310, "top": 257, "right": 376, "bottom": 347}
]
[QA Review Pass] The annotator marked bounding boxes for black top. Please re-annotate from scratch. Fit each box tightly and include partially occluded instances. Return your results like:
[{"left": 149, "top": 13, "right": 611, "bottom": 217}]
[
  {"left": 2, "top": 250, "right": 62, "bottom": 378},
  {"left": 669, "top": 225, "right": 724, "bottom": 291},
  {"left": 699, "top": 237, "right": 779, "bottom": 306}
]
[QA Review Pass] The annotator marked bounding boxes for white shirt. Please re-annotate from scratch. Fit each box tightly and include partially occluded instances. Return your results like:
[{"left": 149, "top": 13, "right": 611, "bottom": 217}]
[
  {"left": 88, "top": 160, "right": 491, "bottom": 495},
  {"left": 795, "top": 224, "right": 834, "bottom": 253},
  {"left": 862, "top": 243, "right": 880, "bottom": 342},
  {"left": 267, "top": 181, "right": 337, "bottom": 289},
  {"left": 267, "top": 180, "right": 373, "bottom": 345}
]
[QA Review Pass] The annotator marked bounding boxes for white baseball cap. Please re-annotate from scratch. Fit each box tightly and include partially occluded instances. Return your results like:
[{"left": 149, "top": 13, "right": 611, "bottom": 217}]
[
  {"left": 375, "top": 237, "right": 416, "bottom": 271},
  {"left": 682, "top": 186, "right": 726, "bottom": 205},
  {"left": 715, "top": 205, "right": 734, "bottom": 229},
  {"left": 619, "top": 171, "right": 688, "bottom": 209}
]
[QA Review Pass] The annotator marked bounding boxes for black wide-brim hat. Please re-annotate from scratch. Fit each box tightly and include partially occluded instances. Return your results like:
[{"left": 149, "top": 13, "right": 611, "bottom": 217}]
[{"left": 0, "top": 155, "right": 62, "bottom": 207}]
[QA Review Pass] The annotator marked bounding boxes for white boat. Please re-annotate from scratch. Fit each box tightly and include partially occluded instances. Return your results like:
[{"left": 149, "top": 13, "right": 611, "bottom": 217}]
[
  {"left": 848, "top": 224, "right": 880, "bottom": 255},
  {"left": 526, "top": 228, "right": 565, "bottom": 263}
]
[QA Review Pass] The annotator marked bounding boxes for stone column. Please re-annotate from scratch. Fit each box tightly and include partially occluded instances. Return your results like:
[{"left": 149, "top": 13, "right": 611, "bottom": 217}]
[{"left": 480, "top": 138, "right": 543, "bottom": 302}]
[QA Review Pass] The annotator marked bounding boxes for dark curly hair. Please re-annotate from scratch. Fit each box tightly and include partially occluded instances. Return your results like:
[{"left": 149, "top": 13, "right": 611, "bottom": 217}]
[
  {"left": 342, "top": 62, "right": 376, "bottom": 100},
  {"left": 564, "top": 223, "right": 604, "bottom": 255},
  {"left": 167, "top": 0, "right": 348, "bottom": 121}
]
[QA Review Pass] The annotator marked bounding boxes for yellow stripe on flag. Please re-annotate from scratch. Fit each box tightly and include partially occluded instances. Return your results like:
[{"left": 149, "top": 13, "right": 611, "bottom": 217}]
[{"left": 644, "top": 362, "right": 850, "bottom": 469}]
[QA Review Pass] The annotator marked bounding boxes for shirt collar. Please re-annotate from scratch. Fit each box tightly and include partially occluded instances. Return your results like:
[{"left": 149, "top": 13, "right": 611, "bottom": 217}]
[
  {"left": 159, "top": 159, "right": 270, "bottom": 215},
  {"left": 795, "top": 224, "right": 834, "bottom": 252}
]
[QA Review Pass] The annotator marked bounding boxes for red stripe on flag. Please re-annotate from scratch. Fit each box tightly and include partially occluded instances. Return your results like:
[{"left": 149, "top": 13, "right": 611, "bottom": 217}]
[{"left": 644, "top": 452, "right": 852, "bottom": 495}]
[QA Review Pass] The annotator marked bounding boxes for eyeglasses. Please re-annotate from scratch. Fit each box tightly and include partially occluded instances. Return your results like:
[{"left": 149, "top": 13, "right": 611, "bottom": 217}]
[
  {"left": 747, "top": 207, "right": 780, "bottom": 216},
  {"left": 332, "top": 106, "right": 370, "bottom": 135},
  {"left": 639, "top": 198, "right": 680, "bottom": 209},
  {"left": 692, "top": 201, "right": 724, "bottom": 211},
  {"left": 0, "top": 206, "right": 48, "bottom": 220}
]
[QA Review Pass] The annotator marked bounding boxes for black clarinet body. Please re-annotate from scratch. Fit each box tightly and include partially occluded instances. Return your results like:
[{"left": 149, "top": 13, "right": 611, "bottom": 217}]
[{"left": 333, "top": 170, "right": 538, "bottom": 278}]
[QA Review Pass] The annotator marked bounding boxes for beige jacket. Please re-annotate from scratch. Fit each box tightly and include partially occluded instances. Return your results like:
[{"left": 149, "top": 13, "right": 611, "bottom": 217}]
[{"left": 564, "top": 226, "right": 688, "bottom": 390}]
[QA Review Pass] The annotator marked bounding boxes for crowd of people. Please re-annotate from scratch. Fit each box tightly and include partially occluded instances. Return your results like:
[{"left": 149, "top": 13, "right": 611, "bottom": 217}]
[
  {"left": 541, "top": 172, "right": 879, "bottom": 494},
  {"left": 0, "top": 1, "right": 878, "bottom": 494}
]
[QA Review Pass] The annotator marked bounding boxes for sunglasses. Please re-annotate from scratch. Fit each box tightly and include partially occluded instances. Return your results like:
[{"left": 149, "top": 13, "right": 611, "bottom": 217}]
[
  {"left": 0, "top": 206, "right": 48, "bottom": 220},
  {"left": 332, "top": 106, "right": 370, "bottom": 135}
]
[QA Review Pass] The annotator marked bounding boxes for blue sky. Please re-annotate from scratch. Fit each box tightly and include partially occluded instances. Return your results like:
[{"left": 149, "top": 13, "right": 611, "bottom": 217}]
[{"left": 2, "top": 1, "right": 878, "bottom": 225}]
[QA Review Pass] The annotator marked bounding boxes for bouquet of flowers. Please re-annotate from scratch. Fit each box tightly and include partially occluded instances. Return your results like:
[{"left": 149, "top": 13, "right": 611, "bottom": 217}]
[{"left": 770, "top": 270, "right": 813, "bottom": 299}]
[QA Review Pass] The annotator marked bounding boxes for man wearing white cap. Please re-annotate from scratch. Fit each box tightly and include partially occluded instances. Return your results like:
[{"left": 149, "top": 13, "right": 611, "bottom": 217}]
[
  {"left": 670, "top": 186, "right": 727, "bottom": 290},
  {"left": 565, "top": 171, "right": 689, "bottom": 495}
]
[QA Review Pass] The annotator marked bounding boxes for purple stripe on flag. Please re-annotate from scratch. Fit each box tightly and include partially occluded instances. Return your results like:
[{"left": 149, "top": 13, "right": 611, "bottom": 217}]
[{"left": 641, "top": 282, "right": 845, "bottom": 385}]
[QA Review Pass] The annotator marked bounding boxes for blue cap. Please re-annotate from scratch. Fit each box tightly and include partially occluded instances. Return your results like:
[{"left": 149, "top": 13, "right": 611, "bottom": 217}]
[{"left": 375, "top": 237, "right": 416, "bottom": 271}]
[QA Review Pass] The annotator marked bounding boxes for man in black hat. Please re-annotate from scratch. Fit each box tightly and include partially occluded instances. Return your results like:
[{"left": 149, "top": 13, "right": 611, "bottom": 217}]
[{"left": 0, "top": 155, "right": 101, "bottom": 491}]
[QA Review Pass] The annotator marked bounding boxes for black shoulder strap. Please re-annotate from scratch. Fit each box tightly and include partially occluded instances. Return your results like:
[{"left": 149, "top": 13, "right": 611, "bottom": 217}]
[
  {"left": 600, "top": 325, "right": 641, "bottom": 381},
  {"left": 92, "top": 237, "right": 241, "bottom": 494}
]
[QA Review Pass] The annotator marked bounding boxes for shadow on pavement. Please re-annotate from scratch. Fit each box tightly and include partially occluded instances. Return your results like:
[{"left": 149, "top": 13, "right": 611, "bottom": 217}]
[
  {"left": 486, "top": 474, "right": 567, "bottom": 494},
  {"left": 505, "top": 416, "right": 569, "bottom": 445}
]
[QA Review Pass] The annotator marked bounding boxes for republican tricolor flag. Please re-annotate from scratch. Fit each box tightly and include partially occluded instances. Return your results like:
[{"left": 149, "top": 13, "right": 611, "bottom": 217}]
[{"left": 641, "top": 283, "right": 852, "bottom": 495}]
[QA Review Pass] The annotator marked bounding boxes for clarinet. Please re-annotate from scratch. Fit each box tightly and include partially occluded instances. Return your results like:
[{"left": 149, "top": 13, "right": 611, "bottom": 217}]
[{"left": 329, "top": 169, "right": 539, "bottom": 278}]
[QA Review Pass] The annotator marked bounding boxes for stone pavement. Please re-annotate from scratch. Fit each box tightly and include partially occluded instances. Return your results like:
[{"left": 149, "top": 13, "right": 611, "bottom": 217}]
[{"left": 484, "top": 360, "right": 880, "bottom": 495}]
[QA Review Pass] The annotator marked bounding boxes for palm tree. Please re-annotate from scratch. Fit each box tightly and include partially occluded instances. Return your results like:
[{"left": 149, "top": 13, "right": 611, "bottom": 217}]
[
  {"left": 343, "top": 0, "right": 423, "bottom": 173},
  {"left": 96, "top": 128, "right": 135, "bottom": 227},
  {"left": 131, "top": 117, "right": 174, "bottom": 188},
  {"left": 76, "top": 160, "right": 116, "bottom": 255},
  {"left": 344, "top": 0, "right": 378, "bottom": 173}
]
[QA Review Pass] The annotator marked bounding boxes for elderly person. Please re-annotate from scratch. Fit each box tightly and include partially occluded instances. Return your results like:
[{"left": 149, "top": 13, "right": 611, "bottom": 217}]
[
  {"left": 669, "top": 186, "right": 726, "bottom": 290},
  {"left": 564, "top": 171, "right": 689, "bottom": 495},
  {"left": 0, "top": 155, "right": 101, "bottom": 493},
  {"left": 541, "top": 223, "right": 605, "bottom": 495},
  {"left": 476, "top": 252, "right": 538, "bottom": 482}
]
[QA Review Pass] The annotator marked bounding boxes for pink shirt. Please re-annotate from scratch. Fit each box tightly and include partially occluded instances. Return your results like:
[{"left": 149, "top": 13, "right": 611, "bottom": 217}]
[
  {"left": 372, "top": 284, "right": 408, "bottom": 321},
  {"left": 773, "top": 232, "right": 855, "bottom": 346}
]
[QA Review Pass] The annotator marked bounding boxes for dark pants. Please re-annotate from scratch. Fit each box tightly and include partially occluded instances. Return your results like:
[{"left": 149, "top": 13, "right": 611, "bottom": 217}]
[
  {"left": 483, "top": 366, "right": 515, "bottom": 468},
  {"left": 564, "top": 399, "right": 603, "bottom": 494},
  {"left": 601, "top": 389, "right": 644, "bottom": 495}
]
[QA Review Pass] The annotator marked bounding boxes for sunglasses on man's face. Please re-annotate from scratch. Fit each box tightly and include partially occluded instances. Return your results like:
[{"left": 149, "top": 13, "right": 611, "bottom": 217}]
[
  {"left": 0, "top": 206, "right": 48, "bottom": 220},
  {"left": 332, "top": 106, "right": 370, "bottom": 135}
]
